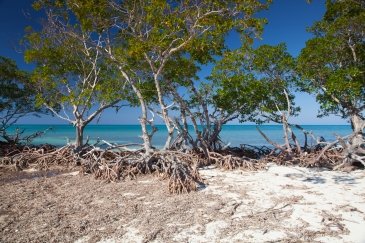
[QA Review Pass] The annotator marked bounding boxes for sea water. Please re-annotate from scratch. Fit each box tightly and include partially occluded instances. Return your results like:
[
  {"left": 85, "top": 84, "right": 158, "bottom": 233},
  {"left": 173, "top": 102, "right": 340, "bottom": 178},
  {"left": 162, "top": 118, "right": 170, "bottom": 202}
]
[{"left": 4, "top": 124, "right": 352, "bottom": 148}]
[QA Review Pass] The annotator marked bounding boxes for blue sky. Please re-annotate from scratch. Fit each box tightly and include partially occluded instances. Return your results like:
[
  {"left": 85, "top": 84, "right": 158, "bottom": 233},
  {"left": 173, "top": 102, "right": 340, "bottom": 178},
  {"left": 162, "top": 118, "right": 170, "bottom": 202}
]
[{"left": 0, "top": 0, "right": 348, "bottom": 125}]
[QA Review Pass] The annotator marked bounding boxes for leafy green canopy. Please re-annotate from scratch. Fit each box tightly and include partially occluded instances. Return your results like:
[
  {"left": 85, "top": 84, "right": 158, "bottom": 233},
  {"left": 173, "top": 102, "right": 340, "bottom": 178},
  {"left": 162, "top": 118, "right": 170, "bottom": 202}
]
[
  {"left": 210, "top": 44, "right": 299, "bottom": 123},
  {"left": 29, "top": 0, "right": 271, "bottom": 102},
  {"left": 0, "top": 56, "right": 48, "bottom": 143},
  {"left": 1, "top": 57, "right": 29, "bottom": 111},
  {"left": 0, "top": 56, "right": 41, "bottom": 124},
  {"left": 119, "top": 0, "right": 268, "bottom": 60},
  {"left": 297, "top": 0, "right": 365, "bottom": 119}
]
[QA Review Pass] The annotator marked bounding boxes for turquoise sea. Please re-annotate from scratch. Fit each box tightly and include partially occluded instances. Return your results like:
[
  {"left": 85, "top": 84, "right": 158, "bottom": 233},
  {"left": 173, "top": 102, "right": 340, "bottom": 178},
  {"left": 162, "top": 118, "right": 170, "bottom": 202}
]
[{"left": 5, "top": 124, "right": 352, "bottom": 148}]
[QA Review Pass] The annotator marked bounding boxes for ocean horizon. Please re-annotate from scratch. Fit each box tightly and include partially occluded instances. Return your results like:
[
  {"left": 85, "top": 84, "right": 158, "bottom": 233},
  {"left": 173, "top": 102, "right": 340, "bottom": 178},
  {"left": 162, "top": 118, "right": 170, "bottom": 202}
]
[{"left": 5, "top": 124, "right": 352, "bottom": 148}]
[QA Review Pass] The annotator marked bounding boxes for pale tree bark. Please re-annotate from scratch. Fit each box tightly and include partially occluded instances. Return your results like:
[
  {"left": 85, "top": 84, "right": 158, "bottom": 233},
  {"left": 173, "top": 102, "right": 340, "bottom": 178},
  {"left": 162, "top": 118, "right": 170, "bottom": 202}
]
[
  {"left": 75, "top": 123, "right": 84, "bottom": 148},
  {"left": 170, "top": 84, "right": 237, "bottom": 154},
  {"left": 170, "top": 90, "right": 200, "bottom": 151},
  {"left": 348, "top": 114, "right": 365, "bottom": 165},
  {"left": 282, "top": 113, "right": 292, "bottom": 155},
  {"left": 154, "top": 78, "right": 175, "bottom": 150},
  {"left": 350, "top": 114, "right": 365, "bottom": 146},
  {"left": 139, "top": 101, "right": 154, "bottom": 154},
  {"left": 147, "top": 64, "right": 175, "bottom": 150},
  {"left": 102, "top": 36, "right": 156, "bottom": 154},
  {"left": 44, "top": 99, "right": 120, "bottom": 149},
  {"left": 133, "top": 84, "right": 155, "bottom": 154},
  {"left": 258, "top": 89, "right": 302, "bottom": 157},
  {"left": 319, "top": 86, "right": 365, "bottom": 164},
  {"left": 140, "top": 7, "right": 229, "bottom": 150}
]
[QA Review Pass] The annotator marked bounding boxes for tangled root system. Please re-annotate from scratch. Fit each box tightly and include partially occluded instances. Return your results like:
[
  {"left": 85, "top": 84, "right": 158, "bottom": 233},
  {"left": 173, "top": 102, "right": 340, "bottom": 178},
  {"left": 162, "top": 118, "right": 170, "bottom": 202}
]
[
  {"left": 260, "top": 146, "right": 363, "bottom": 171},
  {"left": 3, "top": 144, "right": 206, "bottom": 193},
  {"left": 152, "top": 151, "right": 203, "bottom": 194},
  {"left": 209, "top": 151, "right": 265, "bottom": 171},
  {"left": 2, "top": 139, "right": 362, "bottom": 194},
  {"left": 1, "top": 144, "right": 71, "bottom": 170}
]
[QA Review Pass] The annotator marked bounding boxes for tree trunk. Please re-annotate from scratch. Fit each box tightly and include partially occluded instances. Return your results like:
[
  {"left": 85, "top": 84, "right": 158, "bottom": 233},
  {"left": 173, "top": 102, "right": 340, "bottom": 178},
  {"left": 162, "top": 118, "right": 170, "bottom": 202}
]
[
  {"left": 339, "top": 114, "right": 365, "bottom": 166},
  {"left": 170, "top": 89, "right": 199, "bottom": 150},
  {"left": 153, "top": 75, "right": 174, "bottom": 150},
  {"left": 75, "top": 123, "right": 84, "bottom": 148},
  {"left": 209, "top": 122, "right": 222, "bottom": 151},
  {"left": 350, "top": 115, "right": 365, "bottom": 155},
  {"left": 131, "top": 83, "right": 153, "bottom": 154},
  {"left": 139, "top": 102, "right": 153, "bottom": 154},
  {"left": 163, "top": 128, "right": 174, "bottom": 150},
  {"left": 350, "top": 114, "right": 365, "bottom": 147},
  {"left": 174, "top": 109, "right": 193, "bottom": 150},
  {"left": 282, "top": 113, "right": 292, "bottom": 155}
]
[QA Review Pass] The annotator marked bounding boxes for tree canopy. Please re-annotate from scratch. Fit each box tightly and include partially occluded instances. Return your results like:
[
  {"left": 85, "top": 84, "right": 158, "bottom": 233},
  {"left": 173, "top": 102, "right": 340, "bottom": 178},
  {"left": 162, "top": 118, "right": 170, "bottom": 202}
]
[
  {"left": 0, "top": 56, "right": 44, "bottom": 143},
  {"left": 297, "top": 0, "right": 364, "bottom": 122},
  {"left": 211, "top": 43, "right": 299, "bottom": 124}
]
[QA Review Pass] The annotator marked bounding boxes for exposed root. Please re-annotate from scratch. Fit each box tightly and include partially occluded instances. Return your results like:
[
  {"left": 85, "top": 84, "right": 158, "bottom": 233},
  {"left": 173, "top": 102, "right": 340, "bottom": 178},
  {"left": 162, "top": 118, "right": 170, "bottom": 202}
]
[
  {"left": 86, "top": 150, "right": 205, "bottom": 193},
  {"left": 255, "top": 121, "right": 364, "bottom": 170},
  {"left": 2, "top": 137, "right": 362, "bottom": 194},
  {"left": 209, "top": 151, "right": 265, "bottom": 171},
  {"left": 3, "top": 144, "right": 206, "bottom": 193},
  {"left": 93, "top": 159, "right": 122, "bottom": 182},
  {"left": 157, "top": 157, "right": 202, "bottom": 194},
  {"left": 1, "top": 144, "right": 67, "bottom": 170},
  {"left": 260, "top": 146, "right": 364, "bottom": 171}
]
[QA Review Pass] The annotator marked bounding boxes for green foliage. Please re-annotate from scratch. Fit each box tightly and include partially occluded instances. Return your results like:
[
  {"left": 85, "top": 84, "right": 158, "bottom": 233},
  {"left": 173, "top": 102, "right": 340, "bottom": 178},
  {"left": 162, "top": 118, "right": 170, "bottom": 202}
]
[
  {"left": 121, "top": 0, "right": 270, "bottom": 62},
  {"left": 0, "top": 56, "right": 44, "bottom": 141},
  {"left": 297, "top": 0, "right": 365, "bottom": 118},
  {"left": 0, "top": 56, "right": 41, "bottom": 113},
  {"left": 210, "top": 44, "right": 299, "bottom": 123},
  {"left": 0, "top": 57, "right": 29, "bottom": 111},
  {"left": 32, "top": 0, "right": 112, "bottom": 32},
  {"left": 33, "top": 0, "right": 271, "bottom": 106}
]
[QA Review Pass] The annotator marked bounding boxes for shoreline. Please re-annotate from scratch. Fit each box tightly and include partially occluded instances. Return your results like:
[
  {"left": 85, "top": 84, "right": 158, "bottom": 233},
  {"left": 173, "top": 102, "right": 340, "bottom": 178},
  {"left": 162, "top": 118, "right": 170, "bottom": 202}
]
[{"left": 2, "top": 124, "right": 353, "bottom": 148}]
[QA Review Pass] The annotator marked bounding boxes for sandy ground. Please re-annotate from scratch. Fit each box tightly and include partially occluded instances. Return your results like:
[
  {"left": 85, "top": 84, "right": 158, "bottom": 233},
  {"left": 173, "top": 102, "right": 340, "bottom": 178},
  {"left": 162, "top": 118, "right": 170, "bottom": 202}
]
[{"left": 1, "top": 163, "right": 365, "bottom": 243}]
